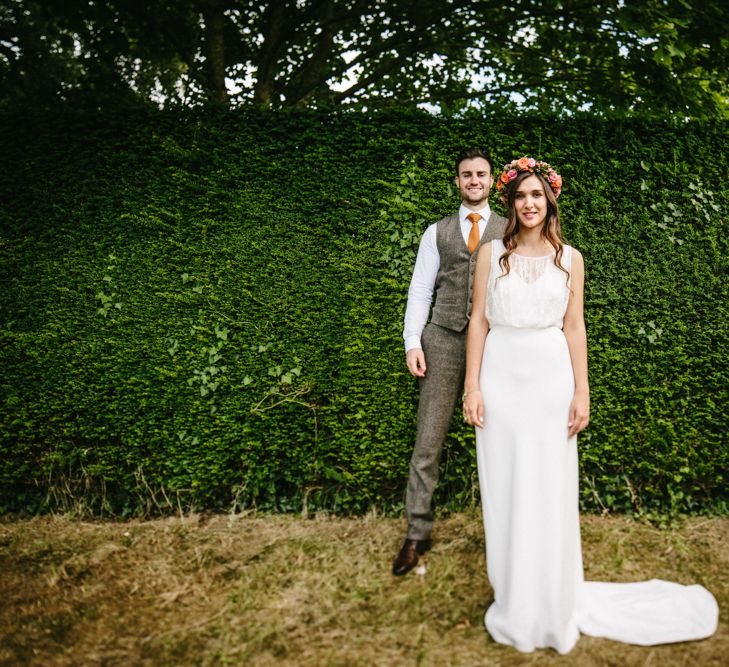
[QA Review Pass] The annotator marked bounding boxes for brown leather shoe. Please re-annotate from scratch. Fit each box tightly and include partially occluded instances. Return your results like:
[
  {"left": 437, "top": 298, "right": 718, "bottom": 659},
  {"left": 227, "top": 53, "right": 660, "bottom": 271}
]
[{"left": 392, "top": 538, "right": 432, "bottom": 576}]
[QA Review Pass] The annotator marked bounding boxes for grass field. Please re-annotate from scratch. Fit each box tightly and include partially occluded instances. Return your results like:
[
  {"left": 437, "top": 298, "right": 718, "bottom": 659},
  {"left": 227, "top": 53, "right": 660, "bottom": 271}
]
[{"left": 1, "top": 511, "right": 726, "bottom": 666}]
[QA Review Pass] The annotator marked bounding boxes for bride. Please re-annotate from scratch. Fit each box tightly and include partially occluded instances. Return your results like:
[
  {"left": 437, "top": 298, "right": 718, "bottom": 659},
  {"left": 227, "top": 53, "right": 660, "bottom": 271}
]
[{"left": 462, "top": 156, "right": 718, "bottom": 653}]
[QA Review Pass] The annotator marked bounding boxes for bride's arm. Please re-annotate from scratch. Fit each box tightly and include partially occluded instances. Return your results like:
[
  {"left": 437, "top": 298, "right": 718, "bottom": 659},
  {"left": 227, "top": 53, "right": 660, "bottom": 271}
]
[
  {"left": 563, "top": 249, "right": 590, "bottom": 437},
  {"left": 463, "top": 242, "right": 492, "bottom": 428}
]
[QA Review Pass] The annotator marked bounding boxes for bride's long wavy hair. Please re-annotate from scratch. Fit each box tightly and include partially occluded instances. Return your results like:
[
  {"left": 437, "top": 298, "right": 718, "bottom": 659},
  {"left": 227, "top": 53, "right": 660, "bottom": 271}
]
[{"left": 498, "top": 170, "right": 569, "bottom": 283}]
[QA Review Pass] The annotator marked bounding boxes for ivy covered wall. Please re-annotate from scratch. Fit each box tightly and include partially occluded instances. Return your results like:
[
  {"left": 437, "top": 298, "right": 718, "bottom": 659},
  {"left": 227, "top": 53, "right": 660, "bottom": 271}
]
[{"left": 0, "top": 109, "right": 726, "bottom": 517}]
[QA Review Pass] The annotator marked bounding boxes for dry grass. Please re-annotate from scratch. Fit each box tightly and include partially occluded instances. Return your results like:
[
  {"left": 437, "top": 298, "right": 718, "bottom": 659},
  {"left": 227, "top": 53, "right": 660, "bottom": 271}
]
[{"left": 0, "top": 511, "right": 727, "bottom": 666}]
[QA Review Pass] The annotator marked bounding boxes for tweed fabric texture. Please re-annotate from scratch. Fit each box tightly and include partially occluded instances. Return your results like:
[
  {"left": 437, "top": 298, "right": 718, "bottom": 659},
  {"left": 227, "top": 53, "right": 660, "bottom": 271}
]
[
  {"left": 406, "top": 322, "right": 467, "bottom": 539},
  {"left": 405, "top": 210, "right": 507, "bottom": 540},
  {"left": 431, "top": 211, "right": 508, "bottom": 332}
]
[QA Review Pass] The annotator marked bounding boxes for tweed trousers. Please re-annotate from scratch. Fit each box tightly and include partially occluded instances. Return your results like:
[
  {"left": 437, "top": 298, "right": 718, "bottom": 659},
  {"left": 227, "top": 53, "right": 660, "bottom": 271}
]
[{"left": 405, "top": 321, "right": 467, "bottom": 540}]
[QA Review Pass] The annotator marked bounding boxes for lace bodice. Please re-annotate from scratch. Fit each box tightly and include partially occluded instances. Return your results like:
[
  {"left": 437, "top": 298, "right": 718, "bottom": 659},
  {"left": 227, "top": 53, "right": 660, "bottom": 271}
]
[{"left": 486, "top": 239, "right": 572, "bottom": 329}]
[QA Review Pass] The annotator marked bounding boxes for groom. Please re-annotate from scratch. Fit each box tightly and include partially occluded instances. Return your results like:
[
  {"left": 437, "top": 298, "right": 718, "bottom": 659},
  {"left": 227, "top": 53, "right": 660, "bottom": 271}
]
[{"left": 393, "top": 148, "right": 507, "bottom": 576}]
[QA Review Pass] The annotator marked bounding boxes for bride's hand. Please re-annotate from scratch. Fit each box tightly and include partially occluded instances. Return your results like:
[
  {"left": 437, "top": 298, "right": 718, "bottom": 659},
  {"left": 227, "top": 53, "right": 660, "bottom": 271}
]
[
  {"left": 568, "top": 391, "right": 590, "bottom": 437},
  {"left": 463, "top": 389, "right": 485, "bottom": 428}
]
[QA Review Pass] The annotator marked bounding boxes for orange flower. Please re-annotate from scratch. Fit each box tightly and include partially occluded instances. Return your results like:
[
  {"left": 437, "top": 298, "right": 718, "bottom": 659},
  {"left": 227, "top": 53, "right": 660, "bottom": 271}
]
[
  {"left": 553, "top": 177, "right": 562, "bottom": 189},
  {"left": 500, "top": 172, "right": 510, "bottom": 183},
  {"left": 496, "top": 180, "right": 503, "bottom": 190},
  {"left": 517, "top": 157, "right": 530, "bottom": 169}
]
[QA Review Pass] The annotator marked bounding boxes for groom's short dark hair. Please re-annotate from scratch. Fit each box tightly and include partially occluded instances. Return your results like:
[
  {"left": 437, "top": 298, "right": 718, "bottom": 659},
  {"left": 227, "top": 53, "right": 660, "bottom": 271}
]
[{"left": 455, "top": 148, "right": 494, "bottom": 175}]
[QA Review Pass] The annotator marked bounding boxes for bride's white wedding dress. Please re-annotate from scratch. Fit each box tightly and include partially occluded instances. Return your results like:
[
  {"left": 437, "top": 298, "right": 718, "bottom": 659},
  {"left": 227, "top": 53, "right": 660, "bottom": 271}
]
[{"left": 474, "top": 240, "right": 718, "bottom": 654}]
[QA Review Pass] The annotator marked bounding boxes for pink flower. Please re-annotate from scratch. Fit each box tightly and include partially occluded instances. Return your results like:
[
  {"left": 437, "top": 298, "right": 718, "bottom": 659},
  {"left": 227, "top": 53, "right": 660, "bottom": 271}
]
[
  {"left": 507, "top": 169, "right": 517, "bottom": 181},
  {"left": 548, "top": 171, "right": 559, "bottom": 182},
  {"left": 527, "top": 158, "right": 536, "bottom": 167}
]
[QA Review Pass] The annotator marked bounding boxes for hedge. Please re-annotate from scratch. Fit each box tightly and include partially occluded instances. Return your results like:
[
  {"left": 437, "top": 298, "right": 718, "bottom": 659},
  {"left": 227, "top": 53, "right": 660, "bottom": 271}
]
[{"left": 0, "top": 107, "right": 726, "bottom": 518}]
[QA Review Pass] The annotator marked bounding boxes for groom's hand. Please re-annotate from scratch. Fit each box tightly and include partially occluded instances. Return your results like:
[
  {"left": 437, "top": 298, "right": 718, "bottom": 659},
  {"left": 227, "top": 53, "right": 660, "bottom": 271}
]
[{"left": 406, "top": 348, "right": 427, "bottom": 378}]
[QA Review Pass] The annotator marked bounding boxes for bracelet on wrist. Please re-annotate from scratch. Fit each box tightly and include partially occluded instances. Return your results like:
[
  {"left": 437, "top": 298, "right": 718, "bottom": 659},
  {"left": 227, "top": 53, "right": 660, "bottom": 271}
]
[{"left": 462, "top": 389, "right": 480, "bottom": 402}]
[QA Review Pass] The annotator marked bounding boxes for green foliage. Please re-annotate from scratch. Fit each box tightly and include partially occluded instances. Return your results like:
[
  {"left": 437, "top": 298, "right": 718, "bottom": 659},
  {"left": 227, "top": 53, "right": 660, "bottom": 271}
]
[
  {"left": 0, "top": 108, "right": 727, "bottom": 518},
  {"left": 2, "top": 2, "right": 727, "bottom": 117}
]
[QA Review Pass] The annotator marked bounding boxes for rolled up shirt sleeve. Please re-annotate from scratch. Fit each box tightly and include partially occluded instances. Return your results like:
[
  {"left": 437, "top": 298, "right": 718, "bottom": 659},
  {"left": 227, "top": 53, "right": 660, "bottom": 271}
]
[{"left": 403, "top": 223, "right": 439, "bottom": 351}]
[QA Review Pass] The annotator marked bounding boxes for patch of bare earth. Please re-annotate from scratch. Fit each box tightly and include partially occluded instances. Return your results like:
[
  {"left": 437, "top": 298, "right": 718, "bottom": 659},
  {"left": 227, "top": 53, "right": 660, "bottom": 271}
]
[{"left": 0, "top": 512, "right": 726, "bottom": 666}]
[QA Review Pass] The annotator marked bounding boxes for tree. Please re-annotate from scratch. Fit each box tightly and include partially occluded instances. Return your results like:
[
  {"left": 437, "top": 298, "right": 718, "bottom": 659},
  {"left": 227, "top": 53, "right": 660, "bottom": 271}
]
[{"left": 1, "top": 0, "right": 727, "bottom": 117}]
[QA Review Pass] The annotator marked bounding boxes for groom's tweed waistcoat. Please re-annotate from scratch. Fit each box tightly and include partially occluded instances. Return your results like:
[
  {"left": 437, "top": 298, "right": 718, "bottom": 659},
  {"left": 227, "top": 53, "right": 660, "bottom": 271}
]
[
  {"left": 430, "top": 211, "right": 507, "bottom": 332},
  {"left": 405, "top": 208, "right": 507, "bottom": 540}
]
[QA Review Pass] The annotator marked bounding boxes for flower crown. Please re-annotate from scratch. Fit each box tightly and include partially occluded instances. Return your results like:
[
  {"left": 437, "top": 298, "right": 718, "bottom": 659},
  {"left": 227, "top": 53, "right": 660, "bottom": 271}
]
[{"left": 495, "top": 157, "right": 562, "bottom": 199}]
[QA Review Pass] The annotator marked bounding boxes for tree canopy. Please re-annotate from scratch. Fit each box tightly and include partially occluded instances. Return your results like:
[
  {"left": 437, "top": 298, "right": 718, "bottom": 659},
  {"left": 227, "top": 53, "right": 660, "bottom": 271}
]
[{"left": 1, "top": 0, "right": 727, "bottom": 117}]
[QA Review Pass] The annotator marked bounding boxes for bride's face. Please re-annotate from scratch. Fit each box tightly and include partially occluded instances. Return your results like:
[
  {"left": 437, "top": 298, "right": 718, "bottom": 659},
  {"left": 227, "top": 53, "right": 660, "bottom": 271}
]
[{"left": 514, "top": 175, "right": 547, "bottom": 229}]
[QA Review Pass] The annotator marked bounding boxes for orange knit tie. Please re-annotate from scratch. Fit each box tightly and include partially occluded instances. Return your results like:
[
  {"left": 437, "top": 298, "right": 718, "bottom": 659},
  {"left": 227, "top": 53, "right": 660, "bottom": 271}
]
[{"left": 467, "top": 212, "right": 482, "bottom": 253}]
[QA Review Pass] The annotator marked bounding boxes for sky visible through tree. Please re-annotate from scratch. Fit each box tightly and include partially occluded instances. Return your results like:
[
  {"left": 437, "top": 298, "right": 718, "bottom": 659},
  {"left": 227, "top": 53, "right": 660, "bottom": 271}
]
[{"left": 1, "top": 1, "right": 727, "bottom": 116}]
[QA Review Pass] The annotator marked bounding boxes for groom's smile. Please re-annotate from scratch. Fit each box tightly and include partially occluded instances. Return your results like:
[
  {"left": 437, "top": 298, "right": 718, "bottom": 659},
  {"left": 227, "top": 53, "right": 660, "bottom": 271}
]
[{"left": 455, "top": 156, "right": 493, "bottom": 208}]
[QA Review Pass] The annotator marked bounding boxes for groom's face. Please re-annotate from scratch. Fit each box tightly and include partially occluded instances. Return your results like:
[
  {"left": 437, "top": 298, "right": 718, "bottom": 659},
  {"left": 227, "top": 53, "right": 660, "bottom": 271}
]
[{"left": 455, "top": 157, "right": 493, "bottom": 207}]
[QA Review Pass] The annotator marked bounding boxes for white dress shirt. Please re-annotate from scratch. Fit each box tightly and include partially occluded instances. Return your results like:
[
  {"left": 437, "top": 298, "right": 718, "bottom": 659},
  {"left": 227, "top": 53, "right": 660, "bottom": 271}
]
[{"left": 403, "top": 202, "right": 492, "bottom": 351}]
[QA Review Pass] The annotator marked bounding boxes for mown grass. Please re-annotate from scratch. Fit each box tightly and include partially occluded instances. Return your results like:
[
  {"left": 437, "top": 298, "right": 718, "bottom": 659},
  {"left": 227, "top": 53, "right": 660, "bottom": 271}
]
[{"left": 0, "top": 512, "right": 726, "bottom": 666}]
